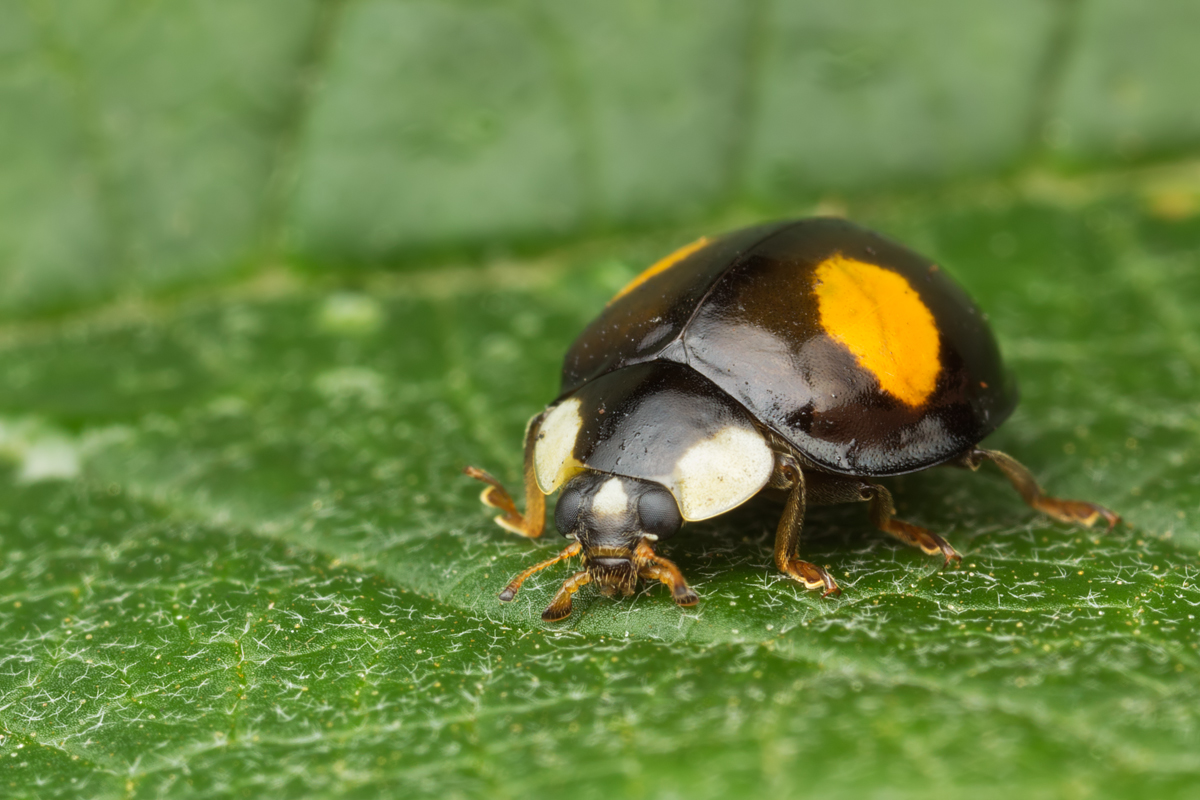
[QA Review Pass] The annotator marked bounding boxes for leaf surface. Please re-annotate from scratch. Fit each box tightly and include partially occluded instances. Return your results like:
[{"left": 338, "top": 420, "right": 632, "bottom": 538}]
[
  {"left": 4, "top": 2, "right": 1200, "bottom": 309},
  {"left": 2, "top": 183, "right": 1199, "bottom": 798}
]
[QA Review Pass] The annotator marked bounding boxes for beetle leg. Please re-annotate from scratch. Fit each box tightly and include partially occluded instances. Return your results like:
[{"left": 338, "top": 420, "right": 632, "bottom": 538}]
[
  {"left": 498, "top": 541, "right": 581, "bottom": 603},
  {"left": 464, "top": 411, "right": 547, "bottom": 538},
  {"left": 862, "top": 482, "right": 961, "bottom": 567},
  {"left": 634, "top": 540, "right": 699, "bottom": 606},
  {"left": 960, "top": 448, "right": 1120, "bottom": 530},
  {"left": 542, "top": 570, "right": 592, "bottom": 622},
  {"left": 773, "top": 458, "right": 841, "bottom": 597}
]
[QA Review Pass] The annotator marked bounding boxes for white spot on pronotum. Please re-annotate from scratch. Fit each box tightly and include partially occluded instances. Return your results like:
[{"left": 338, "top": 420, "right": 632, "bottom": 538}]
[
  {"left": 672, "top": 426, "right": 772, "bottom": 521},
  {"left": 534, "top": 399, "right": 584, "bottom": 493},
  {"left": 592, "top": 478, "right": 629, "bottom": 518}
]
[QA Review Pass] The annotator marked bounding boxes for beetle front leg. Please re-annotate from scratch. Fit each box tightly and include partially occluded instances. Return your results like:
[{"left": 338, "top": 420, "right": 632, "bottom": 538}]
[
  {"left": 541, "top": 570, "right": 592, "bottom": 622},
  {"left": 498, "top": 541, "right": 581, "bottom": 603},
  {"left": 960, "top": 448, "right": 1120, "bottom": 530},
  {"left": 464, "top": 411, "right": 547, "bottom": 538},
  {"left": 773, "top": 458, "right": 840, "bottom": 597},
  {"left": 635, "top": 540, "right": 699, "bottom": 606}
]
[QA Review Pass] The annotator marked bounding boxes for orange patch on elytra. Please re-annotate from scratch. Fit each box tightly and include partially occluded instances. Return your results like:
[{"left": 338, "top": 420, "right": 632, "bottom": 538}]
[
  {"left": 610, "top": 237, "right": 710, "bottom": 304},
  {"left": 814, "top": 254, "right": 941, "bottom": 408}
]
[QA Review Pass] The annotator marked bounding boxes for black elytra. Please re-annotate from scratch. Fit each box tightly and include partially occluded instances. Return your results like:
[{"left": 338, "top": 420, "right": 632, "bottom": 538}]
[
  {"left": 564, "top": 218, "right": 1014, "bottom": 476},
  {"left": 466, "top": 218, "right": 1120, "bottom": 622}
]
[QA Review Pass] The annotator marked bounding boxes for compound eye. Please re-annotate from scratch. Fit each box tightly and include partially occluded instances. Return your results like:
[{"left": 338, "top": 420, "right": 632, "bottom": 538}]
[
  {"left": 554, "top": 487, "right": 584, "bottom": 536},
  {"left": 637, "top": 486, "right": 682, "bottom": 540}
]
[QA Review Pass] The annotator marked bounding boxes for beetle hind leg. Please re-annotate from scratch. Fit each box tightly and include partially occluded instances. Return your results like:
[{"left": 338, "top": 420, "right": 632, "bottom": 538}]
[
  {"left": 464, "top": 411, "right": 547, "bottom": 538},
  {"left": 960, "top": 448, "right": 1120, "bottom": 530}
]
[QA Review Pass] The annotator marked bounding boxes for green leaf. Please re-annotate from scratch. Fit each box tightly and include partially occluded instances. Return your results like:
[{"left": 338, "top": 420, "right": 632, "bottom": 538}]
[
  {"left": 744, "top": 0, "right": 1056, "bottom": 197},
  {"left": 3, "top": 3, "right": 1200, "bottom": 797},
  {"left": 2, "top": 179, "right": 1200, "bottom": 797},
  {"left": 0, "top": 0, "right": 322, "bottom": 315},
  {"left": 1051, "top": 0, "right": 1200, "bottom": 161},
  {"left": 6, "top": 2, "right": 1200, "bottom": 310}
]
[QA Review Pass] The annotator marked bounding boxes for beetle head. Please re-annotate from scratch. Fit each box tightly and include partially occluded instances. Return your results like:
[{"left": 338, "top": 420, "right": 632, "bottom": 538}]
[{"left": 555, "top": 471, "right": 683, "bottom": 596}]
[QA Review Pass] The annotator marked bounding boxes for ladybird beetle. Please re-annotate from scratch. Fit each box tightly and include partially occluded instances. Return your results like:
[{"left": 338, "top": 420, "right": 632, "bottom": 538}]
[{"left": 466, "top": 218, "right": 1119, "bottom": 622}]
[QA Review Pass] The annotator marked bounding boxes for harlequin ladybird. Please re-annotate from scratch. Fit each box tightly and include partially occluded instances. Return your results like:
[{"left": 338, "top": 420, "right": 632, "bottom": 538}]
[{"left": 466, "top": 218, "right": 1119, "bottom": 622}]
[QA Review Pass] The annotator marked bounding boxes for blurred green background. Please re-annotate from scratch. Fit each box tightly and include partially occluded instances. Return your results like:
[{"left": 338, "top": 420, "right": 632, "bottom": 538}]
[{"left": 2, "top": 1, "right": 1199, "bottom": 798}]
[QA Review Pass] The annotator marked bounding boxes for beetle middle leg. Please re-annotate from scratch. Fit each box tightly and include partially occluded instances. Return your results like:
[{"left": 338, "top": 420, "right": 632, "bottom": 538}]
[
  {"left": 861, "top": 482, "right": 961, "bottom": 566},
  {"left": 464, "top": 411, "right": 547, "bottom": 538},
  {"left": 773, "top": 456, "right": 841, "bottom": 597},
  {"left": 802, "top": 473, "right": 960, "bottom": 566}
]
